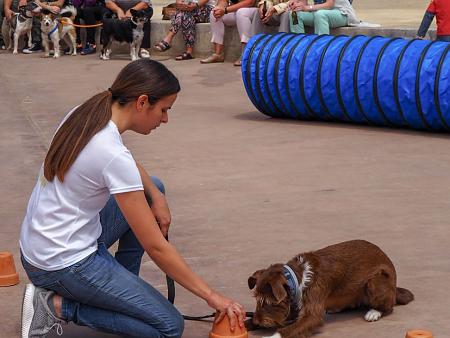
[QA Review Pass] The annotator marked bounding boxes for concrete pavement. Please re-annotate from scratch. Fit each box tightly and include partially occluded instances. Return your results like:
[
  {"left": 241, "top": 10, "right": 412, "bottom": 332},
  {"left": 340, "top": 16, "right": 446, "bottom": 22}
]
[{"left": 1, "top": 47, "right": 450, "bottom": 338}]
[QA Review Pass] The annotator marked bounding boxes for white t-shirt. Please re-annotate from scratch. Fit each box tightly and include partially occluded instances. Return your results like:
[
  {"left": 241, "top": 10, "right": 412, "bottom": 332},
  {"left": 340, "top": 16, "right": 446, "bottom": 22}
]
[{"left": 19, "top": 120, "right": 144, "bottom": 271}]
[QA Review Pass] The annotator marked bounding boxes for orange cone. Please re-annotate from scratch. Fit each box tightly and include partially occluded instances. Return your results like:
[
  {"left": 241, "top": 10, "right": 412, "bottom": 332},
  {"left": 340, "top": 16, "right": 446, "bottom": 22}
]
[
  {"left": 406, "top": 330, "right": 434, "bottom": 338},
  {"left": 209, "top": 313, "right": 248, "bottom": 338},
  {"left": 0, "top": 252, "right": 20, "bottom": 287}
]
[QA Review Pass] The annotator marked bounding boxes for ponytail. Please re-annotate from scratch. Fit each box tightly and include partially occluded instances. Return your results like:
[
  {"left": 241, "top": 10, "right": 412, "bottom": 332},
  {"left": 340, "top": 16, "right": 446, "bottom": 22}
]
[{"left": 44, "top": 91, "right": 113, "bottom": 182}]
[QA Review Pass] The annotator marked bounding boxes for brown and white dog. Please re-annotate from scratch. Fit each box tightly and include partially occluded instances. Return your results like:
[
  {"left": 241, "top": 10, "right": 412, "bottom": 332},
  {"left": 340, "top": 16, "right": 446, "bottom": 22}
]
[
  {"left": 40, "top": 6, "right": 77, "bottom": 58},
  {"left": 247, "top": 240, "right": 414, "bottom": 338}
]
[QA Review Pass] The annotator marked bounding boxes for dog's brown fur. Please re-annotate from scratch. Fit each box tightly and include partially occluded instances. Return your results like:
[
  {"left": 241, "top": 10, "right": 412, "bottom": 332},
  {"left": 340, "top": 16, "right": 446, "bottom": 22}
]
[{"left": 247, "top": 240, "right": 414, "bottom": 338}]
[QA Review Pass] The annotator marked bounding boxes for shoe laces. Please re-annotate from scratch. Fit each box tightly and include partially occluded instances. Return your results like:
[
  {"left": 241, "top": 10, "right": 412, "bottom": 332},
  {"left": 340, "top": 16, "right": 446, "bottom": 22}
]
[{"left": 50, "top": 322, "right": 64, "bottom": 336}]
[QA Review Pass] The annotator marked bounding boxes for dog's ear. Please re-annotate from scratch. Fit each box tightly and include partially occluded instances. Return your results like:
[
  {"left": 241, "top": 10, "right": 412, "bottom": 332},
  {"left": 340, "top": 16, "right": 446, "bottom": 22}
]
[
  {"left": 130, "top": 8, "right": 137, "bottom": 16},
  {"left": 269, "top": 275, "right": 287, "bottom": 304},
  {"left": 248, "top": 269, "right": 265, "bottom": 290}
]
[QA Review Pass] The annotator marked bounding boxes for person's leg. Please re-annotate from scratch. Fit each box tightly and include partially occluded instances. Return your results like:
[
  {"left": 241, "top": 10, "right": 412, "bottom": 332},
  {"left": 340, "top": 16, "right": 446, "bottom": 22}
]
[
  {"left": 0, "top": 0, "right": 5, "bottom": 48},
  {"left": 234, "top": 7, "right": 255, "bottom": 65},
  {"left": 201, "top": 11, "right": 234, "bottom": 62},
  {"left": 82, "top": 6, "right": 98, "bottom": 46},
  {"left": 179, "top": 10, "right": 195, "bottom": 54},
  {"left": 21, "top": 176, "right": 183, "bottom": 338},
  {"left": 99, "top": 175, "right": 165, "bottom": 275},
  {"left": 278, "top": 11, "right": 290, "bottom": 33},
  {"left": 140, "top": 6, "right": 153, "bottom": 52},
  {"left": 235, "top": 7, "right": 254, "bottom": 44},
  {"left": 290, "top": 11, "right": 314, "bottom": 34},
  {"left": 22, "top": 243, "right": 184, "bottom": 338},
  {"left": 29, "top": 0, "right": 41, "bottom": 50},
  {"left": 218, "top": 11, "right": 236, "bottom": 54},
  {"left": 437, "top": 35, "right": 450, "bottom": 42},
  {"left": 74, "top": 6, "right": 83, "bottom": 50},
  {"left": 250, "top": 7, "right": 264, "bottom": 36},
  {"left": 168, "top": 9, "right": 183, "bottom": 39},
  {"left": 313, "top": 9, "right": 347, "bottom": 35}
]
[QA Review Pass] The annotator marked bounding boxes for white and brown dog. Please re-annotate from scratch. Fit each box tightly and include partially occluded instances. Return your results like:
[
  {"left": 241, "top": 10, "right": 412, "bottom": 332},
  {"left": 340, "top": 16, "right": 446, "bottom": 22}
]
[
  {"left": 40, "top": 6, "right": 77, "bottom": 58},
  {"left": 247, "top": 240, "right": 414, "bottom": 338},
  {"left": 6, "top": 2, "right": 40, "bottom": 54}
]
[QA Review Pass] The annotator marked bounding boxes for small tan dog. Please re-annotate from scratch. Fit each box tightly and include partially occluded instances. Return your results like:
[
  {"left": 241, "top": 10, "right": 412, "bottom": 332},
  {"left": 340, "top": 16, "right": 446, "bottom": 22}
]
[
  {"left": 247, "top": 240, "right": 414, "bottom": 338},
  {"left": 40, "top": 6, "right": 77, "bottom": 58}
]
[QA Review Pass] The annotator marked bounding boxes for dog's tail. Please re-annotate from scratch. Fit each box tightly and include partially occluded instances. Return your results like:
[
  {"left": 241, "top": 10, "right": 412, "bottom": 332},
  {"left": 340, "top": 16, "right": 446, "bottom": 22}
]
[
  {"left": 396, "top": 287, "right": 414, "bottom": 305},
  {"left": 60, "top": 5, "right": 77, "bottom": 19}
]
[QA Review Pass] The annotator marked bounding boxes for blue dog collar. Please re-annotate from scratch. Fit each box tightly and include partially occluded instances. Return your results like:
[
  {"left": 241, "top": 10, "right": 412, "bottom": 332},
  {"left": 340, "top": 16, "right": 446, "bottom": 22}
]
[
  {"left": 283, "top": 264, "right": 300, "bottom": 306},
  {"left": 48, "top": 23, "right": 58, "bottom": 40}
]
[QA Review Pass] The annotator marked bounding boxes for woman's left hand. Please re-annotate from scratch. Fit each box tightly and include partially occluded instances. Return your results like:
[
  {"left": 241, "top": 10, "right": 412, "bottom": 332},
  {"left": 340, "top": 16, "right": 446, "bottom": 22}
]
[{"left": 150, "top": 193, "right": 172, "bottom": 236}]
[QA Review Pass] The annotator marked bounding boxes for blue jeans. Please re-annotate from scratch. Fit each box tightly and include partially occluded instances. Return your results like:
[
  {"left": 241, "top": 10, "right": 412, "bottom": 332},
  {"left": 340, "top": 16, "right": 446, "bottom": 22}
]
[
  {"left": 437, "top": 35, "right": 450, "bottom": 42},
  {"left": 21, "top": 177, "right": 184, "bottom": 338}
]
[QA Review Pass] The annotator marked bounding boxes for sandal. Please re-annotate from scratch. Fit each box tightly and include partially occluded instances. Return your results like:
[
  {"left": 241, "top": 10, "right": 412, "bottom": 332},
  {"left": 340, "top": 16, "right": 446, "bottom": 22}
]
[
  {"left": 154, "top": 40, "right": 171, "bottom": 52},
  {"left": 175, "top": 52, "right": 193, "bottom": 61}
]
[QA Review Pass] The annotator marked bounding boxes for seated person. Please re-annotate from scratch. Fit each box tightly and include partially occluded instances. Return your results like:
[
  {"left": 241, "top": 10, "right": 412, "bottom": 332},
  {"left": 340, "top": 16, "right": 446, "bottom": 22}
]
[
  {"left": 289, "top": 0, "right": 359, "bottom": 35},
  {"left": 4, "top": 0, "right": 42, "bottom": 52},
  {"left": 417, "top": 0, "right": 450, "bottom": 41},
  {"left": 250, "top": 0, "right": 290, "bottom": 36},
  {"left": 105, "top": 0, "right": 152, "bottom": 57},
  {"left": 154, "top": 0, "right": 215, "bottom": 61},
  {"left": 200, "top": 0, "right": 255, "bottom": 66},
  {"left": 73, "top": 0, "right": 107, "bottom": 54}
]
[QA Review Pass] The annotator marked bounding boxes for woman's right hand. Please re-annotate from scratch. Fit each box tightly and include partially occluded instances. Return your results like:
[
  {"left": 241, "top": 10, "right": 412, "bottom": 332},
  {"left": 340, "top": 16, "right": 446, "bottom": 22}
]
[{"left": 206, "top": 291, "right": 246, "bottom": 331}]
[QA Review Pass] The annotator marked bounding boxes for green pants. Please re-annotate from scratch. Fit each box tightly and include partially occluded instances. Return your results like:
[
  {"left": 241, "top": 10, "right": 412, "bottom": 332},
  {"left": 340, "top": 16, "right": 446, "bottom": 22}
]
[{"left": 290, "top": 9, "right": 348, "bottom": 35}]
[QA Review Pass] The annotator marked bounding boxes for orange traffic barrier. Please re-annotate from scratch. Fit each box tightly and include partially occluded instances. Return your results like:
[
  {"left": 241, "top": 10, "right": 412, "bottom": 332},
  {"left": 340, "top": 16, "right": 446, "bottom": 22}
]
[
  {"left": 0, "top": 252, "right": 19, "bottom": 287},
  {"left": 209, "top": 313, "right": 248, "bottom": 338},
  {"left": 406, "top": 330, "right": 434, "bottom": 338}
]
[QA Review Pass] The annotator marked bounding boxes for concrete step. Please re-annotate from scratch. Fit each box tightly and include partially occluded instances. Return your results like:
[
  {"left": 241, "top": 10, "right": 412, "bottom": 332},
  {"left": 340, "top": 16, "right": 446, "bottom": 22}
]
[{"left": 150, "top": 19, "right": 437, "bottom": 61}]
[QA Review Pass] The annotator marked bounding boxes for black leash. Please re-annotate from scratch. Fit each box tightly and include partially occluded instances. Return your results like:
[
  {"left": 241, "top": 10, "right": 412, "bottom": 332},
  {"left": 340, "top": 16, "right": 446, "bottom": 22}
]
[{"left": 164, "top": 234, "right": 253, "bottom": 322}]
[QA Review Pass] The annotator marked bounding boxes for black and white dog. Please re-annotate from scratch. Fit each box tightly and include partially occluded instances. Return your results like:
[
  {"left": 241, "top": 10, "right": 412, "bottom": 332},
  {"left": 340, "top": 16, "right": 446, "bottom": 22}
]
[
  {"left": 100, "top": 9, "right": 149, "bottom": 61},
  {"left": 6, "top": 2, "right": 40, "bottom": 54}
]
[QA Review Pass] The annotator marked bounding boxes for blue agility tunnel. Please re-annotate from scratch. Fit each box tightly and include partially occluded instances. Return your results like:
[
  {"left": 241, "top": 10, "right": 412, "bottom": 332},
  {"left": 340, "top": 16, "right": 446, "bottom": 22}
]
[{"left": 241, "top": 33, "right": 450, "bottom": 132}]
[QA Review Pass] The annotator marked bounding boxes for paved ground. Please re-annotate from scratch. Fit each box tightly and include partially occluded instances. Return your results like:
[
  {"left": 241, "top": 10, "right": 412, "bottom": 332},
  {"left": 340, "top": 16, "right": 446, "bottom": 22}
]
[{"left": 0, "top": 5, "right": 449, "bottom": 337}]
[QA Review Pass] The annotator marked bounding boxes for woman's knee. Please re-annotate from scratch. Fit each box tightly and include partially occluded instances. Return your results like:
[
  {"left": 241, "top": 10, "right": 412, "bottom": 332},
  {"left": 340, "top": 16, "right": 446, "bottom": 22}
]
[
  {"left": 151, "top": 176, "right": 166, "bottom": 194},
  {"left": 170, "top": 311, "right": 185, "bottom": 338},
  {"left": 157, "top": 309, "right": 184, "bottom": 338},
  {"left": 313, "top": 10, "right": 329, "bottom": 22}
]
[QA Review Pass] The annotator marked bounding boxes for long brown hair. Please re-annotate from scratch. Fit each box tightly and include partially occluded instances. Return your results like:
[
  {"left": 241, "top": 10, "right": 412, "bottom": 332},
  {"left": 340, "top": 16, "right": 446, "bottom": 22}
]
[{"left": 44, "top": 59, "right": 180, "bottom": 182}]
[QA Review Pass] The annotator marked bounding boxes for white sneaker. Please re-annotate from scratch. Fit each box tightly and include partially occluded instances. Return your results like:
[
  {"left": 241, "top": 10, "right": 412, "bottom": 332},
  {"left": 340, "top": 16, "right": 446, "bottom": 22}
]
[
  {"left": 140, "top": 48, "right": 150, "bottom": 58},
  {"left": 21, "top": 284, "right": 64, "bottom": 338}
]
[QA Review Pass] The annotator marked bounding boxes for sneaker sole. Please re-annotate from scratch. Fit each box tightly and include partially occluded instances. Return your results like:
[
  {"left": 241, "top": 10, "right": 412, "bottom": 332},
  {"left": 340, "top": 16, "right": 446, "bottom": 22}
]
[{"left": 21, "top": 284, "right": 36, "bottom": 338}]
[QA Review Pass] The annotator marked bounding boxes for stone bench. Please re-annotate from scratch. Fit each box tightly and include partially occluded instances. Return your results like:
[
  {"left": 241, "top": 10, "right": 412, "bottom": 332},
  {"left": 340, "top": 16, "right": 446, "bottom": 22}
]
[{"left": 150, "top": 19, "right": 437, "bottom": 61}]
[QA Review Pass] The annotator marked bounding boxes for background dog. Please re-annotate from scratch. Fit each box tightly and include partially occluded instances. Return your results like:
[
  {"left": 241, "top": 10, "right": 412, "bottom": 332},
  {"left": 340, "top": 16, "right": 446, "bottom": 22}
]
[
  {"left": 247, "top": 240, "right": 414, "bottom": 338},
  {"left": 40, "top": 7, "right": 77, "bottom": 58},
  {"left": 100, "top": 9, "right": 148, "bottom": 61},
  {"left": 6, "top": 2, "right": 40, "bottom": 54}
]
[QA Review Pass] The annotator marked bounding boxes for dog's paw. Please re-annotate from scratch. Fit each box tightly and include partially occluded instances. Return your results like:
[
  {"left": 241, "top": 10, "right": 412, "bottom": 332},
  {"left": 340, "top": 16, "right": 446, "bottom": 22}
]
[
  {"left": 262, "top": 334, "right": 282, "bottom": 338},
  {"left": 364, "top": 309, "right": 382, "bottom": 322},
  {"left": 13, "top": 50, "right": 18, "bottom": 55}
]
